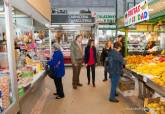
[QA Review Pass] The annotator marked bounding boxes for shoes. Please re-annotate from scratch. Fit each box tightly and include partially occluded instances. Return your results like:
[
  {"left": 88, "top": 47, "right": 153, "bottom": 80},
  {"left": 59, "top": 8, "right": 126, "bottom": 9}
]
[
  {"left": 77, "top": 83, "right": 83, "bottom": 87},
  {"left": 103, "top": 79, "right": 107, "bottom": 82},
  {"left": 109, "top": 98, "right": 119, "bottom": 103},
  {"left": 115, "top": 93, "right": 119, "bottom": 97},
  {"left": 53, "top": 93, "right": 58, "bottom": 96},
  {"left": 56, "top": 96, "right": 64, "bottom": 99},
  {"left": 73, "top": 86, "right": 77, "bottom": 89},
  {"left": 93, "top": 83, "right": 95, "bottom": 87}
]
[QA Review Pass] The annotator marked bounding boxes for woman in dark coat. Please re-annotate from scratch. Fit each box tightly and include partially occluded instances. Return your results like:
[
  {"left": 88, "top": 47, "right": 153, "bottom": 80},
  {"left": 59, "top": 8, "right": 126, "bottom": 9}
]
[
  {"left": 48, "top": 43, "right": 65, "bottom": 99},
  {"left": 101, "top": 41, "right": 112, "bottom": 81},
  {"left": 84, "top": 39, "right": 97, "bottom": 87}
]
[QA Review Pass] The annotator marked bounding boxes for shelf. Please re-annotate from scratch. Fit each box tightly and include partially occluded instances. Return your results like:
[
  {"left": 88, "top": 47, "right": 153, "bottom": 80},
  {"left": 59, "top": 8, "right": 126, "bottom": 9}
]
[
  {"left": 146, "top": 79, "right": 165, "bottom": 97},
  {"left": 125, "top": 69, "right": 165, "bottom": 97},
  {"left": 19, "top": 71, "right": 46, "bottom": 101},
  {"left": 31, "top": 70, "right": 46, "bottom": 87}
]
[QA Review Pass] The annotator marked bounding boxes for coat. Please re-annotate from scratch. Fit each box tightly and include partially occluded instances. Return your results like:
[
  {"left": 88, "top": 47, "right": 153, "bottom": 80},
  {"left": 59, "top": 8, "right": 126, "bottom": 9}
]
[
  {"left": 100, "top": 48, "right": 111, "bottom": 65},
  {"left": 47, "top": 50, "right": 65, "bottom": 78},
  {"left": 70, "top": 41, "right": 83, "bottom": 64},
  {"left": 84, "top": 46, "right": 97, "bottom": 64},
  {"left": 108, "top": 49, "right": 124, "bottom": 76}
]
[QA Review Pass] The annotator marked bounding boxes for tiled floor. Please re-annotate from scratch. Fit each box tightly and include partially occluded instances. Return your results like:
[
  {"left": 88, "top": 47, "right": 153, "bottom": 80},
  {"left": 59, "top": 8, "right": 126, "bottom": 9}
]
[{"left": 31, "top": 66, "right": 145, "bottom": 114}]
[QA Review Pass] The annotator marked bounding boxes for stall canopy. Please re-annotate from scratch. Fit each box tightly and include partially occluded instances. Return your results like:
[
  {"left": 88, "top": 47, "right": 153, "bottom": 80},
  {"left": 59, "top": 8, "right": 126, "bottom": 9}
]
[{"left": 12, "top": 0, "right": 51, "bottom": 25}]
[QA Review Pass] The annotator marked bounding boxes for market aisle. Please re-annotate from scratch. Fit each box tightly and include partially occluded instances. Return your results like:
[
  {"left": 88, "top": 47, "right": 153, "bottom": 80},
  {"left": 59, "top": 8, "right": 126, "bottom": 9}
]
[{"left": 38, "top": 66, "right": 144, "bottom": 114}]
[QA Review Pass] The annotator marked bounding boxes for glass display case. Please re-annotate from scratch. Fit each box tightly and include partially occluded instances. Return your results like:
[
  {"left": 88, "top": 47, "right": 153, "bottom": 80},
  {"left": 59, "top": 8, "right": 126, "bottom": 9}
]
[{"left": 0, "top": 0, "right": 19, "bottom": 114}]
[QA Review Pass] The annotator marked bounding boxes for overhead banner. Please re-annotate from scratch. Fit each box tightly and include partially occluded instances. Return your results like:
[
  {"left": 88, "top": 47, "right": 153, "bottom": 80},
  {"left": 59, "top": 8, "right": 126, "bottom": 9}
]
[
  {"left": 51, "top": 14, "right": 95, "bottom": 24},
  {"left": 124, "top": 0, "right": 149, "bottom": 26},
  {"left": 96, "top": 13, "right": 116, "bottom": 24}
]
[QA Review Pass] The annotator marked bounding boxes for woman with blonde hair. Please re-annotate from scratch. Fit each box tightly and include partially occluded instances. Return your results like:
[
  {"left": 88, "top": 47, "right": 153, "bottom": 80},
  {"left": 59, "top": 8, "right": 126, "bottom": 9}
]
[{"left": 100, "top": 40, "right": 113, "bottom": 81}]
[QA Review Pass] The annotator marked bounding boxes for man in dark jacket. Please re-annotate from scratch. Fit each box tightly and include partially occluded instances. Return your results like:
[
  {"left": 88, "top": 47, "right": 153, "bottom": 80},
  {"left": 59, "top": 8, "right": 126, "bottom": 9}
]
[
  {"left": 48, "top": 43, "right": 65, "bottom": 99},
  {"left": 108, "top": 42, "right": 125, "bottom": 103}
]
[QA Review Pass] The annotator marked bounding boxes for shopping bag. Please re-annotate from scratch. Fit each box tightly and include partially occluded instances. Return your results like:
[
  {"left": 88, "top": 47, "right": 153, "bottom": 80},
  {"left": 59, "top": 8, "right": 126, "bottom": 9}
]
[{"left": 45, "top": 64, "right": 55, "bottom": 79}]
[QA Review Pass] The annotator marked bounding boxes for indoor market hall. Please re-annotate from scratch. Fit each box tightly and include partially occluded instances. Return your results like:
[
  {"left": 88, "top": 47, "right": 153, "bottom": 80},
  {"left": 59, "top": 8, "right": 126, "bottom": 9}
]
[{"left": 0, "top": 0, "right": 165, "bottom": 114}]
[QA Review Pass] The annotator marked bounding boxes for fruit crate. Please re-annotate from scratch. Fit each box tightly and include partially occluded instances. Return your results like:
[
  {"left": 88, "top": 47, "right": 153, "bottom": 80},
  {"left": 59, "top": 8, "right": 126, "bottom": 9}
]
[
  {"left": 144, "top": 97, "right": 165, "bottom": 114},
  {"left": 118, "top": 76, "right": 139, "bottom": 97},
  {"left": 119, "top": 77, "right": 135, "bottom": 91}
]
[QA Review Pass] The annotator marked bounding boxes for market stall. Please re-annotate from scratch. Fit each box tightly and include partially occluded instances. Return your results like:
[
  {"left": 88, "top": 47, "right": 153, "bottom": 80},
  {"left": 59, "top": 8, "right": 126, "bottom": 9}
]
[
  {"left": 0, "top": 0, "right": 51, "bottom": 114},
  {"left": 117, "top": 0, "right": 165, "bottom": 114}
]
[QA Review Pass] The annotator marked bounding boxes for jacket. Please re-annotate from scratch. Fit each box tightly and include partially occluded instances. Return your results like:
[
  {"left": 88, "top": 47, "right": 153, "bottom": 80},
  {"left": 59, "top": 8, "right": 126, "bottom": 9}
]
[
  {"left": 48, "top": 50, "right": 65, "bottom": 78},
  {"left": 70, "top": 41, "right": 83, "bottom": 64},
  {"left": 100, "top": 48, "right": 111, "bottom": 65},
  {"left": 84, "top": 46, "right": 97, "bottom": 64},
  {"left": 108, "top": 49, "right": 124, "bottom": 76}
]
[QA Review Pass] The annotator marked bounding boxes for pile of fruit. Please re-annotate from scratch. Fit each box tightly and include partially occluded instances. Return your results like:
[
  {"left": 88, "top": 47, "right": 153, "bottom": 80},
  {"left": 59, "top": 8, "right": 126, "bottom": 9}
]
[
  {"left": 146, "top": 101, "right": 165, "bottom": 114},
  {"left": 125, "top": 55, "right": 155, "bottom": 69},
  {"left": 125, "top": 55, "right": 165, "bottom": 86}
]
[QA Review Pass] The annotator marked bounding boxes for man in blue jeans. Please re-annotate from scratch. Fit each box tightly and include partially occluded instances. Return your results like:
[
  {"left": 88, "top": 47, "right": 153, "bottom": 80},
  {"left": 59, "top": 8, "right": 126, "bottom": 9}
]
[{"left": 108, "top": 42, "right": 125, "bottom": 103}]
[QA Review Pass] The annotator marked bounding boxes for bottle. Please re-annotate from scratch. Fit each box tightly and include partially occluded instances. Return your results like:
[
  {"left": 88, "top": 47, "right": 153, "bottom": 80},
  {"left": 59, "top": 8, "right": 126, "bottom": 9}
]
[{"left": 0, "top": 90, "right": 3, "bottom": 113}]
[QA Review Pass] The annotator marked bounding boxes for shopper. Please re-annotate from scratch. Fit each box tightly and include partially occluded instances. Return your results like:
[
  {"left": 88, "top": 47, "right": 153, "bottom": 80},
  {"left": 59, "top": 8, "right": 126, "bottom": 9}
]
[
  {"left": 108, "top": 42, "right": 125, "bottom": 103},
  {"left": 84, "top": 39, "right": 97, "bottom": 87},
  {"left": 70, "top": 35, "right": 83, "bottom": 89},
  {"left": 101, "top": 41, "right": 113, "bottom": 81},
  {"left": 47, "top": 43, "right": 65, "bottom": 99},
  {"left": 114, "top": 35, "right": 125, "bottom": 57}
]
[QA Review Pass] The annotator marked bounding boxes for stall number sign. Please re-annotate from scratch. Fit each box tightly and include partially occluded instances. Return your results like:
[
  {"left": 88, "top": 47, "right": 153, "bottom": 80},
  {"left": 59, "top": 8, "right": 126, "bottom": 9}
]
[
  {"left": 96, "top": 15, "right": 115, "bottom": 24},
  {"left": 124, "top": 0, "right": 149, "bottom": 26}
]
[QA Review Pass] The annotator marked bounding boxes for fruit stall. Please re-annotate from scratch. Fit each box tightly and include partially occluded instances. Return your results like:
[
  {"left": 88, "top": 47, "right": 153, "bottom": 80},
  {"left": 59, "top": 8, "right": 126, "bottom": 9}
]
[{"left": 117, "top": 0, "right": 165, "bottom": 113}]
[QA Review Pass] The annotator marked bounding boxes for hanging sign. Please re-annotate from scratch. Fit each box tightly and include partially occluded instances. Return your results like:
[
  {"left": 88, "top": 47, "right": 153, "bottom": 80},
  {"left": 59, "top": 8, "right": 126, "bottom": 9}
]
[
  {"left": 51, "top": 14, "right": 95, "bottom": 24},
  {"left": 98, "top": 25, "right": 116, "bottom": 30},
  {"left": 124, "top": 0, "right": 149, "bottom": 26},
  {"left": 96, "top": 13, "right": 116, "bottom": 24}
]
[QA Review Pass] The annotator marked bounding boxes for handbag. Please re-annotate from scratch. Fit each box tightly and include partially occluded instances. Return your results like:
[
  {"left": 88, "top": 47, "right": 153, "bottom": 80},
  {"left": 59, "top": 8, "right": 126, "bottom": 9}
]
[{"left": 45, "top": 64, "right": 55, "bottom": 79}]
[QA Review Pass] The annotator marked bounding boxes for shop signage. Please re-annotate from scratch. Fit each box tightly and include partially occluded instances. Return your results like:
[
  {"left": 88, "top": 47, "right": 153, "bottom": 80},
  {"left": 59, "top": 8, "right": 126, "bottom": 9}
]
[
  {"left": 98, "top": 25, "right": 116, "bottom": 30},
  {"left": 124, "top": 0, "right": 149, "bottom": 26},
  {"left": 51, "top": 14, "right": 95, "bottom": 24},
  {"left": 96, "top": 13, "right": 116, "bottom": 24}
]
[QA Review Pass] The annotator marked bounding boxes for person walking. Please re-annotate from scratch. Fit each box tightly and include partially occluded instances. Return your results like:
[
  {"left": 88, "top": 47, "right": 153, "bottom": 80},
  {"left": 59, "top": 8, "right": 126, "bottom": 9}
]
[
  {"left": 70, "top": 35, "right": 83, "bottom": 89},
  {"left": 84, "top": 39, "right": 97, "bottom": 87},
  {"left": 108, "top": 42, "right": 125, "bottom": 103},
  {"left": 100, "top": 41, "right": 113, "bottom": 81},
  {"left": 47, "top": 43, "right": 65, "bottom": 99}
]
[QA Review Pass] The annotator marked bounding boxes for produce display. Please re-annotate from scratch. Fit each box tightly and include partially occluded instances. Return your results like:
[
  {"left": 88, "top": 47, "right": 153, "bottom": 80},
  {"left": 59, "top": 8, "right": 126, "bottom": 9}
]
[
  {"left": 144, "top": 98, "right": 165, "bottom": 114},
  {"left": 0, "top": 76, "right": 10, "bottom": 111},
  {"left": 125, "top": 55, "right": 165, "bottom": 86},
  {"left": 15, "top": 32, "right": 47, "bottom": 97}
]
